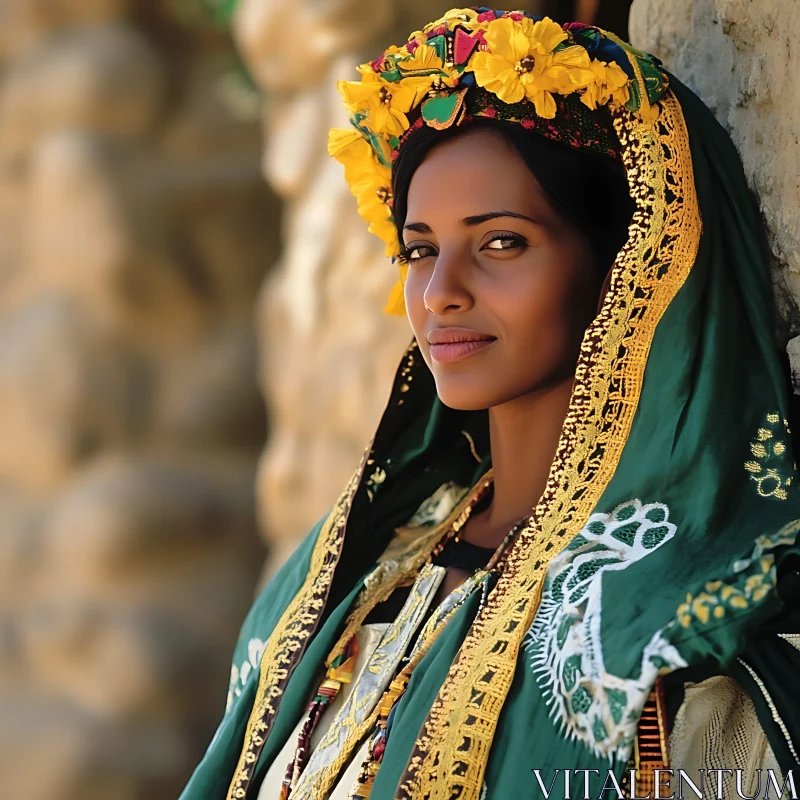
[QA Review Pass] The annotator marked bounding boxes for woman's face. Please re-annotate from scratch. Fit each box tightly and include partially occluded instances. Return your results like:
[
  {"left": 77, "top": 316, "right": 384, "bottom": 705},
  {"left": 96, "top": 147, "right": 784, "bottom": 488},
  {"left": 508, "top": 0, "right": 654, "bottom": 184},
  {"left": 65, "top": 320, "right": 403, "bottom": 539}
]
[{"left": 403, "top": 127, "right": 603, "bottom": 411}]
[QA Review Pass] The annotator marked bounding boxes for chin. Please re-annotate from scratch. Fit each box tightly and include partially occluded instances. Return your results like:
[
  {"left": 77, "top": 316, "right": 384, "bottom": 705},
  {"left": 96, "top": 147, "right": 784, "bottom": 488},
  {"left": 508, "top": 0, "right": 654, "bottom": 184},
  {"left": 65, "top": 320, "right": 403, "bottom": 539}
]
[{"left": 432, "top": 373, "right": 504, "bottom": 412}]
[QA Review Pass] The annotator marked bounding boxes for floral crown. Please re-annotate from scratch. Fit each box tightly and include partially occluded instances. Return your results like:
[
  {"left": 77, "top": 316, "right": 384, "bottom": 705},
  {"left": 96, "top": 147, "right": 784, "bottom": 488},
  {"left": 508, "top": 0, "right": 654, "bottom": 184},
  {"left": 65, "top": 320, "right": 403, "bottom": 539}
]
[{"left": 327, "top": 7, "right": 667, "bottom": 316}]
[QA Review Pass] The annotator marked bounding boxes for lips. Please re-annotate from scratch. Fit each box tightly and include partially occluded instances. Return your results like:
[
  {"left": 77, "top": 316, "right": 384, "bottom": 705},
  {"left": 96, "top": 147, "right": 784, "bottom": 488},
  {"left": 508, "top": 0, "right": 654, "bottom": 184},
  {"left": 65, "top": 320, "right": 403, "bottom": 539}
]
[
  {"left": 426, "top": 327, "right": 496, "bottom": 364},
  {"left": 427, "top": 328, "right": 495, "bottom": 345}
]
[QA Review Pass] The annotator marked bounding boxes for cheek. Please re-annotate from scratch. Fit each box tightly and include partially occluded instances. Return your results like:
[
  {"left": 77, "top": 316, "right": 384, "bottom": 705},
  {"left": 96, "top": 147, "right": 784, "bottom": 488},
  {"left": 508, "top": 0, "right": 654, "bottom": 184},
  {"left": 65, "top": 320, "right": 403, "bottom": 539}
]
[
  {"left": 491, "top": 251, "right": 597, "bottom": 364},
  {"left": 404, "top": 268, "right": 429, "bottom": 336}
]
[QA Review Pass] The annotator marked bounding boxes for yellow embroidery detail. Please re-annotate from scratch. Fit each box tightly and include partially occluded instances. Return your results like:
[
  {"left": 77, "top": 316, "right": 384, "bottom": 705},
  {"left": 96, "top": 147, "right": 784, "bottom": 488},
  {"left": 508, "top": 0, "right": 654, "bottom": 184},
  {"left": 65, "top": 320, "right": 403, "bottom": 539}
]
[
  {"left": 745, "top": 411, "right": 795, "bottom": 500},
  {"left": 676, "top": 522, "right": 800, "bottom": 629},
  {"left": 365, "top": 466, "right": 387, "bottom": 502},
  {"left": 396, "top": 90, "right": 701, "bottom": 800},
  {"left": 225, "top": 456, "right": 369, "bottom": 799},
  {"left": 225, "top": 422, "right": 491, "bottom": 798}
]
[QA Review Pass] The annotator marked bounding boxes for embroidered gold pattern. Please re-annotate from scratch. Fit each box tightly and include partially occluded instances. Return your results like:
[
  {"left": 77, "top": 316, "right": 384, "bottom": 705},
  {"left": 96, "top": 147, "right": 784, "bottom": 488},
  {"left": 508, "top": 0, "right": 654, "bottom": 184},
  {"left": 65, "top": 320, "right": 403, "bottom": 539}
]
[
  {"left": 226, "top": 452, "right": 370, "bottom": 799},
  {"left": 395, "top": 91, "right": 702, "bottom": 800},
  {"left": 744, "top": 411, "right": 795, "bottom": 500},
  {"left": 347, "top": 572, "right": 492, "bottom": 799},
  {"left": 289, "top": 564, "right": 447, "bottom": 799},
  {"left": 225, "top": 411, "right": 491, "bottom": 799}
]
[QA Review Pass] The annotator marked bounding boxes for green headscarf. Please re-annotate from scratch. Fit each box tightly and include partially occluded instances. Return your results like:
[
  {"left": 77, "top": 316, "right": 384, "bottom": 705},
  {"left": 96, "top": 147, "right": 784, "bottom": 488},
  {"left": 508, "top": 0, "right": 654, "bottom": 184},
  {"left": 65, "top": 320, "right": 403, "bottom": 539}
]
[{"left": 180, "top": 9, "right": 800, "bottom": 800}]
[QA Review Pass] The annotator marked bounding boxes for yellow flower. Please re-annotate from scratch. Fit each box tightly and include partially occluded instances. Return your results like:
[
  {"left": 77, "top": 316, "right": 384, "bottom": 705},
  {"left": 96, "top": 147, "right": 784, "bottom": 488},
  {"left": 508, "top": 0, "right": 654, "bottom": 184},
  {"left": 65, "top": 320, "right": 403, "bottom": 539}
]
[
  {"left": 366, "top": 45, "right": 413, "bottom": 78},
  {"left": 580, "top": 59, "right": 631, "bottom": 110},
  {"left": 327, "top": 127, "right": 363, "bottom": 162},
  {"left": 337, "top": 71, "right": 421, "bottom": 138},
  {"left": 327, "top": 128, "right": 380, "bottom": 192},
  {"left": 361, "top": 191, "right": 400, "bottom": 258},
  {"left": 396, "top": 44, "right": 459, "bottom": 97},
  {"left": 467, "top": 16, "right": 595, "bottom": 118},
  {"left": 328, "top": 127, "right": 399, "bottom": 258},
  {"left": 380, "top": 44, "right": 412, "bottom": 60},
  {"left": 383, "top": 261, "right": 409, "bottom": 316}
]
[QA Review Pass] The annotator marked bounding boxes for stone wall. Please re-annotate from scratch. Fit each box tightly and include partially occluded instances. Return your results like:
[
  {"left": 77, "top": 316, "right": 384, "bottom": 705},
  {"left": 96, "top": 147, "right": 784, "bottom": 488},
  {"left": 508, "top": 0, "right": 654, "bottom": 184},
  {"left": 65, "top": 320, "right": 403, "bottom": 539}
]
[
  {"left": 629, "top": 0, "right": 800, "bottom": 345},
  {"left": 0, "top": 3, "right": 279, "bottom": 798}
]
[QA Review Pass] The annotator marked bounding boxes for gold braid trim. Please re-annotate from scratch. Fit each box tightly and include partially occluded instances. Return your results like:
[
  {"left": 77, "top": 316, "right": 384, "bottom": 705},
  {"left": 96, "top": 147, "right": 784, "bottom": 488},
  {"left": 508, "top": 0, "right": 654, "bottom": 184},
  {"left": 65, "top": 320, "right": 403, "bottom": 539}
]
[
  {"left": 226, "top": 436, "right": 491, "bottom": 799},
  {"left": 395, "top": 92, "right": 702, "bottom": 800},
  {"left": 225, "top": 453, "right": 368, "bottom": 800}
]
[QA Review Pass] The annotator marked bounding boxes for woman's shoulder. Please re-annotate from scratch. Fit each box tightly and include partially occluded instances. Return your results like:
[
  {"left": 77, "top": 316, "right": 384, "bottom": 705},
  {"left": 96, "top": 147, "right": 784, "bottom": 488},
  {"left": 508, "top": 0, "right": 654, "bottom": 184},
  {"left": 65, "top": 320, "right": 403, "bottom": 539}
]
[
  {"left": 662, "top": 594, "right": 800, "bottom": 779},
  {"left": 224, "top": 511, "right": 332, "bottom": 712}
]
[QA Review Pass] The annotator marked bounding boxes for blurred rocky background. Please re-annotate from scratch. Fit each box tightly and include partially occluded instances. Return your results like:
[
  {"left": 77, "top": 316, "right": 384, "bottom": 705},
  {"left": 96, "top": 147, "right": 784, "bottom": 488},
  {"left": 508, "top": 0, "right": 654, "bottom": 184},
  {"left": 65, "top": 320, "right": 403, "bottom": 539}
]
[
  {"left": 0, "top": 1, "right": 277, "bottom": 797},
  {"left": 4, "top": 0, "right": 798, "bottom": 798}
]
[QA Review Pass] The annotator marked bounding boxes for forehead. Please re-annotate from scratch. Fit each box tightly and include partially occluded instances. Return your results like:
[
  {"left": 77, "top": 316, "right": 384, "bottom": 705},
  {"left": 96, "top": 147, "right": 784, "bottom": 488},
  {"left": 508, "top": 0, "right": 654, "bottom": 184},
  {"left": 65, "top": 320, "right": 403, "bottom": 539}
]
[{"left": 404, "top": 128, "right": 547, "bottom": 222}]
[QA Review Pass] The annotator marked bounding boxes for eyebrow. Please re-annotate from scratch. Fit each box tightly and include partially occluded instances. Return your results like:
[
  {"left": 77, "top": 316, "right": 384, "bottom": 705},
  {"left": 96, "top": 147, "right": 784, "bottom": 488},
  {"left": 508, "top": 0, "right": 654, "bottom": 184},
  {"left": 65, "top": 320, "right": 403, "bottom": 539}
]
[{"left": 403, "top": 210, "right": 538, "bottom": 233}]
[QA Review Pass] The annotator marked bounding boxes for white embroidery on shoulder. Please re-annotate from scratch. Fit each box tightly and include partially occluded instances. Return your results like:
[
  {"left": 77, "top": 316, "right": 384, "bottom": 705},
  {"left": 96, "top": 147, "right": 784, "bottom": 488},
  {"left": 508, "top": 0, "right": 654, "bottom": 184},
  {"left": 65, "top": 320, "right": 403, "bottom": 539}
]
[{"left": 523, "top": 499, "right": 686, "bottom": 759}]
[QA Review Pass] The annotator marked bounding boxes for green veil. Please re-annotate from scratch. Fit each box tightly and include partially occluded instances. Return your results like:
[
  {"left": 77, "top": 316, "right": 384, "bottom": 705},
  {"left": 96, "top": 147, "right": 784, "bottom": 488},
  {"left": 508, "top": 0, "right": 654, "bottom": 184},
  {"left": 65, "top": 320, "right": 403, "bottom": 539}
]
[{"left": 179, "top": 14, "right": 800, "bottom": 800}]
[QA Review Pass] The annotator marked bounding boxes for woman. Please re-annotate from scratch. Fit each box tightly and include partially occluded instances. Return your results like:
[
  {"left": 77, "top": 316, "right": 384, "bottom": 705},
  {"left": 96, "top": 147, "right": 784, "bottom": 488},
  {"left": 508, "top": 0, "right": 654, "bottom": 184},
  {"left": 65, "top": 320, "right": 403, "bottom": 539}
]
[{"left": 181, "top": 8, "right": 800, "bottom": 799}]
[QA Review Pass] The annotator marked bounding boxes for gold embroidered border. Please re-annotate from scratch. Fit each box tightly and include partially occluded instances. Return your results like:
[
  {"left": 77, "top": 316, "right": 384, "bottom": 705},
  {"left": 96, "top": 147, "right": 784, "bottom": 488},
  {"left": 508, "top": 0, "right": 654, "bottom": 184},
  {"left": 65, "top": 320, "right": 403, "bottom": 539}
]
[
  {"left": 395, "top": 91, "right": 702, "bottom": 800},
  {"left": 291, "top": 564, "right": 448, "bottom": 800},
  {"left": 225, "top": 408, "right": 491, "bottom": 798},
  {"left": 225, "top": 453, "right": 368, "bottom": 799}
]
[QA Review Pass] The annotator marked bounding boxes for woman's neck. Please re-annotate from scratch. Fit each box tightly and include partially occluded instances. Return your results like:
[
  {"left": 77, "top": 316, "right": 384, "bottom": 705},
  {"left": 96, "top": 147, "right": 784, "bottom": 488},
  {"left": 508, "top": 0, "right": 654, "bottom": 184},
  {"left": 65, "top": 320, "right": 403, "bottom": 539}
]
[{"left": 465, "top": 375, "right": 574, "bottom": 548}]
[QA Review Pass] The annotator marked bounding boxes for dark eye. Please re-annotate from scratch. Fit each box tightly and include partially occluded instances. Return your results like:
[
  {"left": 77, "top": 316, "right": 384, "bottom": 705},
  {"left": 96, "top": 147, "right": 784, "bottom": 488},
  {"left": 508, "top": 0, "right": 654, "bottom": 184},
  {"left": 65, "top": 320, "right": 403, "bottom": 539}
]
[
  {"left": 403, "top": 244, "right": 437, "bottom": 263},
  {"left": 482, "top": 233, "right": 526, "bottom": 251}
]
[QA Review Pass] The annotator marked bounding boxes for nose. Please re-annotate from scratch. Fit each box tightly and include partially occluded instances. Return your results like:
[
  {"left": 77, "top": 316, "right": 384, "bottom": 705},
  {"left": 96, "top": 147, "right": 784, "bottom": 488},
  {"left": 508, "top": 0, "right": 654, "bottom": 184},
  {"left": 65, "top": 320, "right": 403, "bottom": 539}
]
[{"left": 422, "top": 248, "right": 474, "bottom": 315}]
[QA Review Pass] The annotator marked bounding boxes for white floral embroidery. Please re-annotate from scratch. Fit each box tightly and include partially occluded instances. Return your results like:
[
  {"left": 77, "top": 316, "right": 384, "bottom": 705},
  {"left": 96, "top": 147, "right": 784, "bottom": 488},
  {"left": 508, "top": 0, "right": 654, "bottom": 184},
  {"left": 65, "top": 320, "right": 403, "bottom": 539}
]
[
  {"left": 226, "top": 637, "right": 266, "bottom": 713},
  {"left": 523, "top": 500, "right": 687, "bottom": 760}
]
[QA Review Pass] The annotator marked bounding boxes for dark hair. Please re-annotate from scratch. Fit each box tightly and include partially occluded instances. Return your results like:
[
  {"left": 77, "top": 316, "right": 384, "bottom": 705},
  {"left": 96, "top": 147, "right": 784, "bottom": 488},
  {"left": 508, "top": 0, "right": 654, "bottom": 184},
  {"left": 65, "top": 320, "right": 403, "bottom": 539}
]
[{"left": 391, "top": 118, "right": 635, "bottom": 275}]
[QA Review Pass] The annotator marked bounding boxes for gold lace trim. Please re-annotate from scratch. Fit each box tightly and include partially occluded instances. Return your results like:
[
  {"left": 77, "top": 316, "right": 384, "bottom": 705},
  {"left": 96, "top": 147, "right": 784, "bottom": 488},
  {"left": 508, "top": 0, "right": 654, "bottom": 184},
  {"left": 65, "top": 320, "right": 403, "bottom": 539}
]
[
  {"left": 226, "top": 437, "right": 491, "bottom": 798},
  {"left": 226, "top": 447, "right": 372, "bottom": 799},
  {"left": 290, "top": 564, "right": 448, "bottom": 800},
  {"left": 395, "top": 91, "right": 702, "bottom": 800}
]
